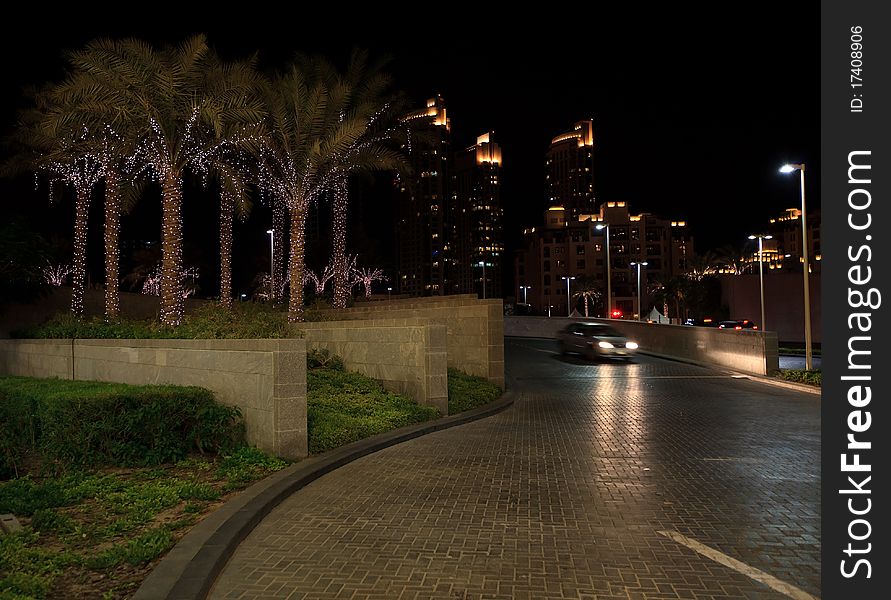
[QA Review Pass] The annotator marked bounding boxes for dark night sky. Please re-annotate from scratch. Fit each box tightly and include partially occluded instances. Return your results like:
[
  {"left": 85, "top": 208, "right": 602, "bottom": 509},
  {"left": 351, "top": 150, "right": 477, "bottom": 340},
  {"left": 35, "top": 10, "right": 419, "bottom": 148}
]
[{"left": 1, "top": 7, "right": 819, "bottom": 297}]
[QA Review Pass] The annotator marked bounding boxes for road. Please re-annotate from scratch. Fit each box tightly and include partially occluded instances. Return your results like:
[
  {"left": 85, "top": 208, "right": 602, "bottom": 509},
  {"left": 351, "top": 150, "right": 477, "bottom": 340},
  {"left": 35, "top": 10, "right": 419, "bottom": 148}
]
[{"left": 210, "top": 338, "right": 820, "bottom": 599}]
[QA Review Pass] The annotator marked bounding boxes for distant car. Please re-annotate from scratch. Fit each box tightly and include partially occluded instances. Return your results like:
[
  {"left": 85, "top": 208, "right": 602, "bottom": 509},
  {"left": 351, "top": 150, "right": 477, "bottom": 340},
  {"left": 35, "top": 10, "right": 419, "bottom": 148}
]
[
  {"left": 684, "top": 318, "right": 719, "bottom": 327},
  {"left": 718, "top": 319, "right": 758, "bottom": 330},
  {"left": 557, "top": 322, "right": 638, "bottom": 360}
]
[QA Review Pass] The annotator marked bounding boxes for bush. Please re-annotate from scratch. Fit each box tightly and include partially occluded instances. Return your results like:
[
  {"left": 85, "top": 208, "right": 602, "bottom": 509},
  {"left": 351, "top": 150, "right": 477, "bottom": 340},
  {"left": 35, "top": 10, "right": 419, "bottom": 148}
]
[
  {"left": 778, "top": 369, "right": 822, "bottom": 387},
  {"left": 0, "top": 377, "right": 244, "bottom": 475},
  {"left": 447, "top": 368, "right": 502, "bottom": 414},
  {"left": 14, "top": 302, "right": 301, "bottom": 340},
  {"left": 307, "top": 368, "right": 439, "bottom": 454},
  {"left": 307, "top": 348, "right": 344, "bottom": 371}
]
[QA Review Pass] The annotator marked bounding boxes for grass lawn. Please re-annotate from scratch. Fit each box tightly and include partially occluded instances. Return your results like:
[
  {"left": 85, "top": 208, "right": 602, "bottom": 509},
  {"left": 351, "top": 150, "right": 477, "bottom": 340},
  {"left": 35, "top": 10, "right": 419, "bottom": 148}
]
[
  {"left": 777, "top": 369, "right": 822, "bottom": 387},
  {"left": 1, "top": 360, "right": 503, "bottom": 598},
  {"left": 0, "top": 447, "right": 288, "bottom": 600},
  {"left": 447, "top": 368, "right": 502, "bottom": 414}
]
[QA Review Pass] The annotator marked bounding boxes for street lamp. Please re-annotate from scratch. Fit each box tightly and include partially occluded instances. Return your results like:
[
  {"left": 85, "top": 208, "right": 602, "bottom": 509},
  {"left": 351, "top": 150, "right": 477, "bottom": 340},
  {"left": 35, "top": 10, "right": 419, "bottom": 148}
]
[
  {"left": 595, "top": 223, "right": 611, "bottom": 317},
  {"left": 387, "top": 286, "right": 392, "bottom": 302},
  {"left": 561, "top": 276, "right": 576, "bottom": 317},
  {"left": 748, "top": 234, "right": 773, "bottom": 331},
  {"left": 630, "top": 261, "right": 648, "bottom": 321},
  {"left": 266, "top": 229, "right": 275, "bottom": 303},
  {"left": 478, "top": 260, "right": 487, "bottom": 299},
  {"left": 519, "top": 285, "right": 531, "bottom": 304},
  {"left": 780, "top": 163, "right": 813, "bottom": 370}
]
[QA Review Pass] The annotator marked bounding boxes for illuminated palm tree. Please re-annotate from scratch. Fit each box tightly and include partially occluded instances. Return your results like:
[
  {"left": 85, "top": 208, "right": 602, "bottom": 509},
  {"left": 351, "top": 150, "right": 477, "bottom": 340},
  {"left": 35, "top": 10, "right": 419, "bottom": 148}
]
[
  {"left": 257, "top": 57, "right": 407, "bottom": 322},
  {"left": 571, "top": 275, "right": 602, "bottom": 317},
  {"left": 65, "top": 36, "right": 264, "bottom": 325}
]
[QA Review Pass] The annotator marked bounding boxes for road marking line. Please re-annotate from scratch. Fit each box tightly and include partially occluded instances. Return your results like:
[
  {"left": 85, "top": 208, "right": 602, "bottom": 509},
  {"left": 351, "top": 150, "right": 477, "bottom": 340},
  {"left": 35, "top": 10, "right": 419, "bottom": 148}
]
[{"left": 657, "top": 530, "right": 820, "bottom": 600}]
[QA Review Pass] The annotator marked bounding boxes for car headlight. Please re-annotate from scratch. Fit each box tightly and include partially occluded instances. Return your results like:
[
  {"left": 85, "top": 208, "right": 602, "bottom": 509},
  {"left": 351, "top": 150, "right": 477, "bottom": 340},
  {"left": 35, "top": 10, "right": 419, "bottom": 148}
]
[
  {"left": 598, "top": 341, "right": 614, "bottom": 349},
  {"left": 626, "top": 341, "right": 638, "bottom": 349}
]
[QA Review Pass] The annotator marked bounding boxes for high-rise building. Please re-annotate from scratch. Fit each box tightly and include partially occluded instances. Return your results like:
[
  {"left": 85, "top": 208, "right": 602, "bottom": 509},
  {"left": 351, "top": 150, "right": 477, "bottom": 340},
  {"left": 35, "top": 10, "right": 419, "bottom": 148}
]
[
  {"left": 545, "top": 120, "right": 595, "bottom": 219},
  {"left": 453, "top": 132, "right": 504, "bottom": 297},
  {"left": 394, "top": 97, "right": 506, "bottom": 298},
  {"left": 515, "top": 202, "right": 692, "bottom": 318},
  {"left": 395, "top": 95, "right": 451, "bottom": 295}
]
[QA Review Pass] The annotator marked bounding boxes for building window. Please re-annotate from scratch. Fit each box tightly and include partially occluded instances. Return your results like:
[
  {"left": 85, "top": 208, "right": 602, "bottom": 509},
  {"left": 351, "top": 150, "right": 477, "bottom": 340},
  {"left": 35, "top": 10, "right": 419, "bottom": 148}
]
[
  {"left": 544, "top": 260, "right": 551, "bottom": 272},
  {"left": 576, "top": 246, "right": 585, "bottom": 255},
  {"left": 543, "top": 247, "right": 550, "bottom": 258},
  {"left": 544, "top": 275, "right": 551, "bottom": 285},
  {"left": 577, "top": 259, "right": 586, "bottom": 269}
]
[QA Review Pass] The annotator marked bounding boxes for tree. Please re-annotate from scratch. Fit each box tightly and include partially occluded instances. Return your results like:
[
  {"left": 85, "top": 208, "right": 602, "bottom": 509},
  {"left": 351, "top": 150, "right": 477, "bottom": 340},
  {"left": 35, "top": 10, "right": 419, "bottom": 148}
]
[
  {"left": 9, "top": 91, "right": 104, "bottom": 316},
  {"left": 571, "top": 275, "right": 602, "bottom": 317},
  {"left": 257, "top": 57, "right": 407, "bottom": 322},
  {"left": 66, "top": 36, "right": 265, "bottom": 326}
]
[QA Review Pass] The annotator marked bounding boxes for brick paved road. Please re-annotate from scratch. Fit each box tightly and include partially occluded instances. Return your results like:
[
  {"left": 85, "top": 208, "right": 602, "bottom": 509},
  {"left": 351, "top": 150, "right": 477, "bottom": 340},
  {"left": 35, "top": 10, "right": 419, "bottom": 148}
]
[{"left": 210, "top": 338, "right": 820, "bottom": 599}]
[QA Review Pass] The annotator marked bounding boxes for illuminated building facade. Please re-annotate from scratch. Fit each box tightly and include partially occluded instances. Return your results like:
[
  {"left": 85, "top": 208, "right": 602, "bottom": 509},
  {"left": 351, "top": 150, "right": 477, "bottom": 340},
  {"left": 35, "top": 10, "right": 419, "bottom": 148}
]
[
  {"left": 546, "top": 120, "right": 595, "bottom": 219},
  {"left": 395, "top": 95, "right": 451, "bottom": 295},
  {"left": 452, "top": 132, "right": 504, "bottom": 297},
  {"left": 766, "top": 207, "right": 821, "bottom": 273},
  {"left": 515, "top": 202, "right": 692, "bottom": 318},
  {"left": 395, "top": 97, "right": 505, "bottom": 297}
]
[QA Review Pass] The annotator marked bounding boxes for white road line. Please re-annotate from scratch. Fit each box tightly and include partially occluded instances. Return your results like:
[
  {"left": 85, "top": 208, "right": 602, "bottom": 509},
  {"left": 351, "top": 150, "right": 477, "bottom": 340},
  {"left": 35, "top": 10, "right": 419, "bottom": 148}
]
[{"left": 657, "top": 530, "right": 820, "bottom": 600}]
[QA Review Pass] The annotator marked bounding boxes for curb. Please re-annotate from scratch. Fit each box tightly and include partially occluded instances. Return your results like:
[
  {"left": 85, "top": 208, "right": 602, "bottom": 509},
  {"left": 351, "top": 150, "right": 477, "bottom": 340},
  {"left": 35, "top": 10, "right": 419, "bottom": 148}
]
[
  {"left": 740, "top": 374, "right": 822, "bottom": 396},
  {"left": 133, "top": 391, "right": 516, "bottom": 600}
]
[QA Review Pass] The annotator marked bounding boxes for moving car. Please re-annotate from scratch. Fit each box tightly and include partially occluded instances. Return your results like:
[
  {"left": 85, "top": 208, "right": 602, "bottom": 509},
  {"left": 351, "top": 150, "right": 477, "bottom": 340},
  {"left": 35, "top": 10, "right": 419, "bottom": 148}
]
[
  {"left": 684, "top": 318, "right": 718, "bottom": 327},
  {"left": 557, "top": 322, "right": 638, "bottom": 361},
  {"left": 718, "top": 319, "right": 758, "bottom": 330}
]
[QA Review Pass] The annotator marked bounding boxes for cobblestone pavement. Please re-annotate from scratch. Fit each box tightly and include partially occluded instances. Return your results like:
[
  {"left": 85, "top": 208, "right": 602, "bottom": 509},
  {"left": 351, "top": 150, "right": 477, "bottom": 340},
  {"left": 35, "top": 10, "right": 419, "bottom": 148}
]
[{"left": 210, "top": 339, "right": 820, "bottom": 599}]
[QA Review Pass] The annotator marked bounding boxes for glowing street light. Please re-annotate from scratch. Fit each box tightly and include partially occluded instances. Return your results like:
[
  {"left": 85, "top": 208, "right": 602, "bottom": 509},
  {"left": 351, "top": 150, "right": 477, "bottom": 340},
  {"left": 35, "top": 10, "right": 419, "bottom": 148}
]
[
  {"left": 561, "top": 276, "right": 576, "bottom": 316},
  {"left": 780, "top": 162, "right": 813, "bottom": 369},
  {"left": 630, "top": 261, "right": 648, "bottom": 321},
  {"left": 478, "top": 260, "right": 487, "bottom": 299},
  {"left": 595, "top": 223, "right": 611, "bottom": 317},
  {"left": 387, "top": 286, "right": 392, "bottom": 302},
  {"left": 748, "top": 234, "right": 773, "bottom": 332},
  {"left": 519, "top": 285, "right": 531, "bottom": 304}
]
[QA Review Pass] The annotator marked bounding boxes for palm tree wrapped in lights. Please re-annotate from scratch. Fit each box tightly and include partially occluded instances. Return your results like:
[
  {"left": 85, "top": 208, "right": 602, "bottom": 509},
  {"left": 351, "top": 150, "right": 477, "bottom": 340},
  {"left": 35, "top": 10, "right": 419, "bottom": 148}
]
[{"left": 351, "top": 265, "right": 387, "bottom": 299}]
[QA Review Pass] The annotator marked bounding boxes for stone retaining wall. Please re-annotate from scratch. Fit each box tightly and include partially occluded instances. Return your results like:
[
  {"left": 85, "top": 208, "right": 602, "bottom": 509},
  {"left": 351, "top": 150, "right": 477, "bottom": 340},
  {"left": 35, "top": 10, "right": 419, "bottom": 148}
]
[
  {"left": 504, "top": 316, "right": 779, "bottom": 375},
  {"left": 0, "top": 339, "right": 308, "bottom": 459},
  {"left": 299, "top": 322, "right": 448, "bottom": 414}
]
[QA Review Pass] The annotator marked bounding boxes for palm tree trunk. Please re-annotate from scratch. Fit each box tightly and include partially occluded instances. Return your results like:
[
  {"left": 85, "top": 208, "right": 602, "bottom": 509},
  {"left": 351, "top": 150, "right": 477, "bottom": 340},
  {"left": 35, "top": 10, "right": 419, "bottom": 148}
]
[
  {"left": 70, "top": 187, "right": 91, "bottom": 316},
  {"left": 272, "top": 194, "right": 287, "bottom": 301},
  {"left": 160, "top": 170, "right": 184, "bottom": 327},
  {"left": 219, "top": 190, "right": 234, "bottom": 310},
  {"left": 331, "top": 177, "right": 349, "bottom": 309},
  {"left": 584, "top": 297, "right": 589, "bottom": 317},
  {"left": 103, "top": 168, "right": 121, "bottom": 319},
  {"left": 288, "top": 202, "right": 308, "bottom": 322}
]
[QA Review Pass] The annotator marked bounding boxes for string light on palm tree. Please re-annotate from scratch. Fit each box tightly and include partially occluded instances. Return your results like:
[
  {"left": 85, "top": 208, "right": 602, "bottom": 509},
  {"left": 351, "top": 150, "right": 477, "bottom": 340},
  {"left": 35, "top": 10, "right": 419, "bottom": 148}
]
[{"left": 267, "top": 229, "right": 275, "bottom": 305}]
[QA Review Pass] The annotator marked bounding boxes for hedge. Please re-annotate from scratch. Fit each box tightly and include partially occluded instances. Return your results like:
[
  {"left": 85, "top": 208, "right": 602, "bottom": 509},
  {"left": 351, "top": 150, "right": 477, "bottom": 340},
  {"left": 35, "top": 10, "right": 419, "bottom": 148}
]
[{"left": 0, "top": 377, "right": 244, "bottom": 478}]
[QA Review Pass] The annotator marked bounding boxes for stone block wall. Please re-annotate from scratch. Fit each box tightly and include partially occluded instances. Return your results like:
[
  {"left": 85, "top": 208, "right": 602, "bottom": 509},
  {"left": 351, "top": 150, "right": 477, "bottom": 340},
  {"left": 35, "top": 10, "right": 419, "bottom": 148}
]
[
  {"left": 299, "top": 322, "right": 448, "bottom": 414},
  {"left": 0, "top": 339, "right": 308, "bottom": 459}
]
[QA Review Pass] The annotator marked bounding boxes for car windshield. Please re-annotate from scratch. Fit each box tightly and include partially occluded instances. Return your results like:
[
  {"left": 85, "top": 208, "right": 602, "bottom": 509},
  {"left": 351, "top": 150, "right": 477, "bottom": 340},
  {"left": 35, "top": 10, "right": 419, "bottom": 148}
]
[{"left": 578, "top": 324, "right": 623, "bottom": 337}]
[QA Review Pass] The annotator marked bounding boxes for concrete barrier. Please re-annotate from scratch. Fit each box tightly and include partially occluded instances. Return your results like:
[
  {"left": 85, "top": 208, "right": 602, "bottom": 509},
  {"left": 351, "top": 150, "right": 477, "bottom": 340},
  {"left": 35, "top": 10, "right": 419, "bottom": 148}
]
[
  {"left": 0, "top": 338, "right": 308, "bottom": 459},
  {"left": 299, "top": 321, "right": 448, "bottom": 414},
  {"left": 312, "top": 297, "right": 504, "bottom": 388},
  {"left": 504, "top": 316, "right": 779, "bottom": 376}
]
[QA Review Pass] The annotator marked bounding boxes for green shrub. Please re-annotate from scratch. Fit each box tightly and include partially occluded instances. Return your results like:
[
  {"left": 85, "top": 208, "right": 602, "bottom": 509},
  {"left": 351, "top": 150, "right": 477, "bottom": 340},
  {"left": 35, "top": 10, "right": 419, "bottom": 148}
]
[
  {"left": 778, "top": 369, "right": 822, "bottom": 386},
  {"left": 0, "top": 377, "right": 244, "bottom": 474},
  {"left": 308, "top": 368, "right": 439, "bottom": 454},
  {"left": 307, "top": 348, "right": 344, "bottom": 371},
  {"left": 216, "top": 446, "right": 290, "bottom": 489},
  {"left": 447, "top": 368, "right": 502, "bottom": 414},
  {"left": 14, "top": 302, "right": 301, "bottom": 340}
]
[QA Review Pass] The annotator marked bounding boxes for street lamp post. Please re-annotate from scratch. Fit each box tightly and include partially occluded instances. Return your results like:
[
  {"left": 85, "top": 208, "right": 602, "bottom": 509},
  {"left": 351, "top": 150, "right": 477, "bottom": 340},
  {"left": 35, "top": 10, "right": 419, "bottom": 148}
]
[
  {"left": 520, "top": 285, "right": 531, "bottom": 305},
  {"left": 595, "top": 223, "right": 611, "bottom": 317},
  {"left": 780, "top": 163, "right": 813, "bottom": 370},
  {"left": 478, "top": 260, "right": 487, "bottom": 299},
  {"left": 387, "top": 286, "right": 392, "bottom": 302},
  {"left": 266, "top": 229, "right": 275, "bottom": 303},
  {"left": 561, "top": 276, "right": 576, "bottom": 317},
  {"left": 748, "top": 234, "right": 773, "bottom": 331},
  {"left": 630, "top": 262, "right": 648, "bottom": 321}
]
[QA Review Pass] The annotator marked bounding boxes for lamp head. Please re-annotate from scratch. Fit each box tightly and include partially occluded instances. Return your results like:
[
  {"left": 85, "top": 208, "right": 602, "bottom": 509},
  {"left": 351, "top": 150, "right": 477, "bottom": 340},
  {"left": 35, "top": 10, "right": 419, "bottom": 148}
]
[
  {"left": 779, "top": 163, "right": 802, "bottom": 174},
  {"left": 266, "top": 229, "right": 274, "bottom": 234},
  {"left": 595, "top": 223, "right": 606, "bottom": 230}
]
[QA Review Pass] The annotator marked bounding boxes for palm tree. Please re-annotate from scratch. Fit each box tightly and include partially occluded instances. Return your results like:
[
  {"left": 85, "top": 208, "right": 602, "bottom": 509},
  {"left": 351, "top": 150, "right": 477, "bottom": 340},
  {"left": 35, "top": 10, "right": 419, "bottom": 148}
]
[
  {"left": 65, "top": 36, "right": 265, "bottom": 326},
  {"left": 571, "top": 275, "right": 602, "bottom": 317},
  {"left": 258, "top": 58, "right": 407, "bottom": 322},
  {"left": 9, "top": 90, "right": 104, "bottom": 316}
]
